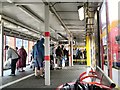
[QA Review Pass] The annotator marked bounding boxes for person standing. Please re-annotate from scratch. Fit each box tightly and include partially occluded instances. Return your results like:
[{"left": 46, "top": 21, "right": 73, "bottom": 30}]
[
  {"left": 56, "top": 46, "right": 63, "bottom": 68},
  {"left": 83, "top": 49, "right": 87, "bottom": 59},
  {"left": 34, "top": 38, "right": 44, "bottom": 78},
  {"left": 5, "top": 45, "right": 20, "bottom": 76},
  {"left": 17, "top": 46, "right": 27, "bottom": 72}
]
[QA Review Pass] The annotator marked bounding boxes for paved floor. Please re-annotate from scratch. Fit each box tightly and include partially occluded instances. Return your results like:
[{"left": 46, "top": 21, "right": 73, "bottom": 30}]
[
  {"left": 1, "top": 65, "right": 87, "bottom": 90},
  {"left": 1, "top": 66, "right": 34, "bottom": 85}
]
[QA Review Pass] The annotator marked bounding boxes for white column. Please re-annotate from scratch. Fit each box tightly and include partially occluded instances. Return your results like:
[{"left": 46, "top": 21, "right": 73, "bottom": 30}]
[
  {"left": 71, "top": 37, "right": 73, "bottom": 66},
  {"left": 0, "top": 15, "right": 4, "bottom": 76},
  {"left": 53, "top": 32, "right": 58, "bottom": 67},
  {"left": 53, "top": 45, "right": 56, "bottom": 66},
  {"left": 69, "top": 36, "right": 71, "bottom": 66},
  {"left": 44, "top": 4, "right": 50, "bottom": 85}
]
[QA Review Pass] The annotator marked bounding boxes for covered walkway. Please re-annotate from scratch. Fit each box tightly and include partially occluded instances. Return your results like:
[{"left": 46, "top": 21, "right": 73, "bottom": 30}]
[{"left": 0, "top": 0, "right": 120, "bottom": 90}]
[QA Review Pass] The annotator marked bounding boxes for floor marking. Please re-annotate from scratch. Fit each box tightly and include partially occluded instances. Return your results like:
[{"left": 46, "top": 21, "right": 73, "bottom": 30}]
[{"left": 0, "top": 73, "right": 34, "bottom": 89}]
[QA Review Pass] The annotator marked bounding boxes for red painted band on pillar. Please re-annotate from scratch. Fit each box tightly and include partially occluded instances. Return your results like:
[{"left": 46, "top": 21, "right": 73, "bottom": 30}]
[
  {"left": 69, "top": 54, "right": 71, "bottom": 56},
  {"left": 45, "top": 32, "right": 50, "bottom": 37},
  {"left": 44, "top": 56, "right": 50, "bottom": 61}
]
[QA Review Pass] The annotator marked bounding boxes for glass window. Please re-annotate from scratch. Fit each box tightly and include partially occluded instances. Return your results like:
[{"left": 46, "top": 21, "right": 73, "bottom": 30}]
[
  {"left": 16, "top": 38, "right": 22, "bottom": 49},
  {"left": 23, "top": 40, "right": 28, "bottom": 64},
  {"left": 6, "top": 36, "right": 15, "bottom": 49},
  {"left": 28, "top": 41, "right": 34, "bottom": 63}
]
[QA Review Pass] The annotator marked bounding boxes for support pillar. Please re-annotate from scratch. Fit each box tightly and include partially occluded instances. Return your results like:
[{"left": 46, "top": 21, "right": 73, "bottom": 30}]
[
  {"left": 68, "top": 37, "right": 71, "bottom": 66},
  {"left": 86, "top": 35, "right": 91, "bottom": 66},
  {"left": 44, "top": 4, "right": 50, "bottom": 85},
  {"left": 53, "top": 32, "right": 58, "bottom": 67},
  {"left": 106, "top": 1, "right": 111, "bottom": 78},
  {"left": 71, "top": 37, "right": 73, "bottom": 66},
  {"left": 0, "top": 15, "right": 4, "bottom": 76},
  {"left": 68, "top": 36, "right": 73, "bottom": 66}
]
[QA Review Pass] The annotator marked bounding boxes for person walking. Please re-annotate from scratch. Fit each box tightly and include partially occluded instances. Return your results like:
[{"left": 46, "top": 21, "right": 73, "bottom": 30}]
[
  {"left": 5, "top": 45, "right": 20, "bottom": 76},
  {"left": 17, "top": 46, "right": 27, "bottom": 72},
  {"left": 56, "top": 46, "right": 63, "bottom": 69},
  {"left": 33, "top": 38, "right": 44, "bottom": 78}
]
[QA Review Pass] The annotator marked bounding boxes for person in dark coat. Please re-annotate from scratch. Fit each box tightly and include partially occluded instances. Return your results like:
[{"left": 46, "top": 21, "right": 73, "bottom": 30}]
[
  {"left": 56, "top": 46, "right": 63, "bottom": 68},
  {"left": 83, "top": 49, "right": 87, "bottom": 59},
  {"left": 33, "top": 38, "right": 44, "bottom": 78},
  {"left": 17, "top": 46, "right": 27, "bottom": 72}
]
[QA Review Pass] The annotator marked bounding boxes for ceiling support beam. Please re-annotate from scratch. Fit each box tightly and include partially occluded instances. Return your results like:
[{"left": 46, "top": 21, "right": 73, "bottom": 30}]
[
  {"left": 43, "top": 1, "right": 72, "bottom": 37},
  {"left": 2, "top": 15, "right": 58, "bottom": 42},
  {"left": 2, "top": 14, "right": 40, "bottom": 34},
  {"left": 16, "top": 5, "right": 55, "bottom": 32},
  {"left": 57, "top": 33, "right": 68, "bottom": 40},
  {"left": 4, "top": 27, "right": 38, "bottom": 41},
  {"left": 56, "top": 11, "right": 77, "bottom": 13},
  {"left": 62, "top": 19, "right": 80, "bottom": 21},
  {"left": 16, "top": 5, "right": 68, "bottom": 40}
]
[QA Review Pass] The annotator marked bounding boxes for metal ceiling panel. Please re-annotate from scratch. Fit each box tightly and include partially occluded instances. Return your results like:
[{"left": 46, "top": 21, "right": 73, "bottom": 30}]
[
  {"left": 2, "top": 3, "right": 44, "bottom": 31},
  {"left": 58, "top": 13, "right": 79, "bottom": 20}
]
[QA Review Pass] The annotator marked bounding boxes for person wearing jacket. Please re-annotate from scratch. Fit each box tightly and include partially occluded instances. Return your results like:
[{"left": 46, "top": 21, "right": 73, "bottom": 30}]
[
  {"left": 33, "top": 38, "right": 44, "bottom": 78},
  {"left": 17, "top": 46, "right": 27, "bottom": 72},
  {"left": 56, "top": 46, "right": 63, "bottom": 68},
  {"left": 5, "top": 45, "right": 20, "bottom": 76}
]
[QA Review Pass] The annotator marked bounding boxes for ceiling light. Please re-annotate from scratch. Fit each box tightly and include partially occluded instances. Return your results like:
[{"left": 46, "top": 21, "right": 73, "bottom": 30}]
[
  {"left": 7, "top": 0, "right": 13, "bottom": 3},
  {"left": 78, "top": 6, "right": 84, "bottom": 21},
  {"left": 97, "top": 7, "right": 100, "bottom": 11}
]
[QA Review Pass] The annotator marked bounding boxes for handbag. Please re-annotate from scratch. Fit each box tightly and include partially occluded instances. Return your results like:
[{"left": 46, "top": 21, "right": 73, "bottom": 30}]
[{"left": 4, "top": 58, "right": 11, "bottom": 69}]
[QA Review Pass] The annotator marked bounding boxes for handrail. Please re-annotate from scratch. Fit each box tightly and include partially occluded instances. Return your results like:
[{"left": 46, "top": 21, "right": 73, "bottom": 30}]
[{"left": 96, "top": 66, "right": 116, "bottom": 88}]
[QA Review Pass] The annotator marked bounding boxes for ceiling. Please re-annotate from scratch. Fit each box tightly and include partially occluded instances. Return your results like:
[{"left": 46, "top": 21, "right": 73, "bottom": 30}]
[{"left": 1, "top": 0, "right": 103, "bottom": 45}]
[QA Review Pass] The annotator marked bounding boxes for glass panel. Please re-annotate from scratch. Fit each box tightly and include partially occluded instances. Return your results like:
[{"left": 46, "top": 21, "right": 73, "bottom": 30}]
[
  {"left": 6, "top": 36, "right": 15, "bottom": 49},
  {"left": 23, "top": 40, "right": 28, "bottom": 64},
  {"left": 16, "top": 38, "right": 22, "bottom": 49}
]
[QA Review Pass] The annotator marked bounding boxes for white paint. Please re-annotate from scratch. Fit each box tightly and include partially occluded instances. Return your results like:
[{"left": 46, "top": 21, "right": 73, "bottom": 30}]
[
  {"left": 44, "top": 5, "right": 50, "bottom": 86},
  {"left": 45, "top": 61, "right": 50, "bottom": 85},
  {"left": 0, "top": 73, "right": 34, "bottom": 89},
  {"left": 71, "top": 37, "right": 73, "bottom": 66}
]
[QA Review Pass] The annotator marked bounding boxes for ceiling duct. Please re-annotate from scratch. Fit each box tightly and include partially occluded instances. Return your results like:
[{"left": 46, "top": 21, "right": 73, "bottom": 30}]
[{"left": 57, "top": 33, "right": 68, "bottom": 40}]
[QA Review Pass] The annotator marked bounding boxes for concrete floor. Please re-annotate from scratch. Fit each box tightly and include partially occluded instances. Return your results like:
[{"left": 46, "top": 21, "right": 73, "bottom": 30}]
[
  {"left": 1, "top": 65, "right": 87, "bottom": 90},
  {"left": 0, "top": 65, "right": 119, "bottom": 90}
]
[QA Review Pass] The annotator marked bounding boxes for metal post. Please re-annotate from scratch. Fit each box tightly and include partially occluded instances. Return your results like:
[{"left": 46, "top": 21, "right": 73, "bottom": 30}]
[
  {"left": 53, "top": 32, "right": 58, "bottom": 67},
  {"left": 106, "top": 1, "right": 111, "bottom": 78},
  {"left": 0, "top": 15, "right": 4, "bottom": 76},
  {"left": 97, "top": 10, "right": 101, "bottom": 68},
  {"left": 86, "top": 34, "right": 91, "bottom": 66},
  {"left": 71, "top": 37, "right": 73, "bottom": 66},
  {"left": 68, "top": 36, "right": 71, "bottom": 66},
  {"left": 44, "top": 4, "right": 50, "bottom": 85}
]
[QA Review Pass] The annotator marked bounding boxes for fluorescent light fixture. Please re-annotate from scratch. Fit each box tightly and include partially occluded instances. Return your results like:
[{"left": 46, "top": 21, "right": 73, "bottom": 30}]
[
  {"left": 97, "top": 7, "right": 100, "bottom": 11},
  {"left": 78, "top": 7, "right": 84, "bottom": 21},
  {"left": 7, "top": 0, "right": 13, "bottom": 3}
]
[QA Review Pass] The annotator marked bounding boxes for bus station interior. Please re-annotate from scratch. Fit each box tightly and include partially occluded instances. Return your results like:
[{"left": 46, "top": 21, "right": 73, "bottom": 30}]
[{"left": 0, "top": 0, "right": 120, "bottom": 89}]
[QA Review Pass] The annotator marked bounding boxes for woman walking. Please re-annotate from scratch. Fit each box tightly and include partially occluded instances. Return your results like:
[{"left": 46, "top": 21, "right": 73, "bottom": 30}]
[{"left": 17, "top": 46, "right": 27, "bottom": 72}]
